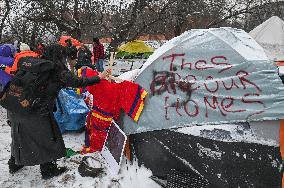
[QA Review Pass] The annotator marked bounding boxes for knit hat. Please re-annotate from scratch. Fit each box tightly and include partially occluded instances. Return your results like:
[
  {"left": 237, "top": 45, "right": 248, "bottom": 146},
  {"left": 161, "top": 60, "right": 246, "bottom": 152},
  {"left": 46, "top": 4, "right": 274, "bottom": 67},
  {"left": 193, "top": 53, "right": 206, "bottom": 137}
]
[{"left": 19, "top": 43, "right": 30, "bottom": 51}]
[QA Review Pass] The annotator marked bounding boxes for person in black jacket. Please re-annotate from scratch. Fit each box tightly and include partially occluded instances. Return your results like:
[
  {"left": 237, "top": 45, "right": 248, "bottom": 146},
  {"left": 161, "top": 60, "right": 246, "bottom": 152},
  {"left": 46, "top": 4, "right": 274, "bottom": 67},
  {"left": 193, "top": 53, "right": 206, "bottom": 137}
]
[
  {"left": 65, "top": 39, "right": 78, "bottom": 73},
  {"left": 7, "top": 44, "right": 111, "bottom": 179},
  {"left": 75, "top": 44, "right": 95, "bottom": 70}
]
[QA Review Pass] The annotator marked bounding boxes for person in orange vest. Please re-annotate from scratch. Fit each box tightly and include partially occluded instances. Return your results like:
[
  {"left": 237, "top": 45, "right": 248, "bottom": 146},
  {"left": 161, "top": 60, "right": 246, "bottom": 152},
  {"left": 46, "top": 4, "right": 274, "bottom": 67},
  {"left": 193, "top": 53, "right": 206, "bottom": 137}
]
[{"left": 5, "top": 44, "right": 39, "bottom": 75}]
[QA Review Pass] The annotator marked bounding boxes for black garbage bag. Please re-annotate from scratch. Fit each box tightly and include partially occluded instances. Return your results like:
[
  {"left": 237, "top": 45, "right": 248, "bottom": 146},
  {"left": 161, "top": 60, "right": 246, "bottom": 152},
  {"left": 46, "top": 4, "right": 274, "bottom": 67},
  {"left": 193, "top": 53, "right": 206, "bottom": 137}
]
[{"left": 78, "top": 156, "right": 104, "bottom": 178}]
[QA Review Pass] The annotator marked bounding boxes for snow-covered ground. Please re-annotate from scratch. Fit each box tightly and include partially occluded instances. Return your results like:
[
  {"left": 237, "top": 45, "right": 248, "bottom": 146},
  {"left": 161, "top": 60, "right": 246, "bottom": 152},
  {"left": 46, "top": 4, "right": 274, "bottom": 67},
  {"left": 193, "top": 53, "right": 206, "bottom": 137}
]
[
  {"left": 0, "top": 107, "right": 161, "bottom": 188},
  {"left": 1, "top": 28, "right": 283, "bottom": 186},
  {"left": 176, "top": 123, "right": 278, "bottom": 146},
  {"left": 105, "top": 59, "right": 145, "bottom": 76}
]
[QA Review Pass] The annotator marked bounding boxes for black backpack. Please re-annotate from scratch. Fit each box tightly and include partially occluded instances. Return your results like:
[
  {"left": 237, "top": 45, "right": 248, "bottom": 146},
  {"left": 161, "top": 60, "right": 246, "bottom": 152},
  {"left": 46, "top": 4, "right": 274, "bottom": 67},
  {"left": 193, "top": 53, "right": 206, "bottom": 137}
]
[{"left": 0, "top": 57, "right": 55, "bottom": 114}]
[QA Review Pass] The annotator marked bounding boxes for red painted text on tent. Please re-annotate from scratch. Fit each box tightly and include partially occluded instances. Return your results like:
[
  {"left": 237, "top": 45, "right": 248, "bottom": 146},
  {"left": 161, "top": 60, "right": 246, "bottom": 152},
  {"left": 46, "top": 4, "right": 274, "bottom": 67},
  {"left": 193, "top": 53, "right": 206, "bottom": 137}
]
[{"left": 150, "top": 53, "right": 265, "bottom": 120}]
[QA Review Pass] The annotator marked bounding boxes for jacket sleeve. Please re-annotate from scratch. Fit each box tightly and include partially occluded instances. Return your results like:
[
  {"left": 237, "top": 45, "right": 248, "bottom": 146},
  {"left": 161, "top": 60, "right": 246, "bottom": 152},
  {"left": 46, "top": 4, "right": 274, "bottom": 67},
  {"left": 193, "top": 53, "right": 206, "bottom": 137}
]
[
  {"left": 59, "top": 70, "right": 100, "bottom": 88},
  {"left": 94, "top": 46, "right": 98, "bottom": 62},
  {"left": 87, "top": 50, "right": 92, "bottom": 59},
  {"left": 99, "top": 44, "right": 105, "bottom": 59}
]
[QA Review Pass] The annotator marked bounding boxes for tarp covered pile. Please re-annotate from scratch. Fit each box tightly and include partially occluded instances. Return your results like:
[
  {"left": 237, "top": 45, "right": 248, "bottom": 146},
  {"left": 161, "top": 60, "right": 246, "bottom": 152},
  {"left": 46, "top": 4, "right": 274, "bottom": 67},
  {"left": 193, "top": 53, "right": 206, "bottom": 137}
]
[
  {"left": 123, "top": 27, "right": 284, "bottom": 134},
  {"left": 121, "top": 27, "right": 284, "bottom": 187}
]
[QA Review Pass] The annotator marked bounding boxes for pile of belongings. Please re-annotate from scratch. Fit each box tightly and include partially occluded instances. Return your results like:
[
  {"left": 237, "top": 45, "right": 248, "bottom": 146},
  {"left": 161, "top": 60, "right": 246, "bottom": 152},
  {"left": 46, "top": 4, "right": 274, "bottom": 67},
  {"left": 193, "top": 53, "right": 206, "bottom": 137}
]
[
  {"left": 76, "top": 67, "right": 147, "bottom": 153},
  {"left": 54, "top": 89, "right": 90, "bottom": 133}
]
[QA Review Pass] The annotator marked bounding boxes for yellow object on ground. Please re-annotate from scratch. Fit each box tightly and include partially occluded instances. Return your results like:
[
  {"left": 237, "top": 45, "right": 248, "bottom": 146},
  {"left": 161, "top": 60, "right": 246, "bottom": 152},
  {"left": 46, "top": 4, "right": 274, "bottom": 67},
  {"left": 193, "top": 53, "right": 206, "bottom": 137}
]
[{"left": 117, "top": 40, "right": 154, "bottom": 54}]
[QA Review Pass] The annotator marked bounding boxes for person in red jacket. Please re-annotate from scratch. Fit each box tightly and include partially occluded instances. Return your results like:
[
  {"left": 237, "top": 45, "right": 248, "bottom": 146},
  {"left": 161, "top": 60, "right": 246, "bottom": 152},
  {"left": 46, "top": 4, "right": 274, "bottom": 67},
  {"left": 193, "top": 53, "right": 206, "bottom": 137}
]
[{"left": 92, "top": 37, "right": 105, "bottom": 72}]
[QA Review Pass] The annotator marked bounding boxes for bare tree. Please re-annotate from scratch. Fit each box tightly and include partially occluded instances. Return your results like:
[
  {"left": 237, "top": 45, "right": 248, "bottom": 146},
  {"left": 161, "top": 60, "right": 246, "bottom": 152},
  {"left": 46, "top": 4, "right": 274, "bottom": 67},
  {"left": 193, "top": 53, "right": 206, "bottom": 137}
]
[
  {"left": 159, "top": 0, "right": 261, "bottom": 36},
  {"left": 161, "top": 0, "right": 207, "bottom": 36},
  {"left": 0, "top": 0, "right": 11, "bottom": 42},
  {"left": 23, "top": 0, "right": 103, "bottom": 40},
  {"left": 205, "top": 0, "right": 256, "bottom": 28},
  {"left": 97, "top": 0, "right": 178, "bottom": 51},
  {"left": 243, "top": 0, "right": 284, "bottom": 31},
  {"left": 2, "top": 0, "right": 278, "bottom": 50}
]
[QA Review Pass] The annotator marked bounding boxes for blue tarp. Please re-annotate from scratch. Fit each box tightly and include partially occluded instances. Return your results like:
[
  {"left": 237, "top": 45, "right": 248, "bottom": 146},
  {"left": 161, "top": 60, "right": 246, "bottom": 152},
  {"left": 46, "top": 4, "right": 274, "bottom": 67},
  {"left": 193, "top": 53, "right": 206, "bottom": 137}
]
[{"left": 54, "top": 89, "right": 89, "bottom": 133}]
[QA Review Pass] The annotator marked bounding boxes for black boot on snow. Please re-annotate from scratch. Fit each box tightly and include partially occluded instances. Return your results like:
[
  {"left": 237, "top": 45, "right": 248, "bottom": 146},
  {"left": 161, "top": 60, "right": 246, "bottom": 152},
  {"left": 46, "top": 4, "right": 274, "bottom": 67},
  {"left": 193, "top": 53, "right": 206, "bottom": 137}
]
[
  {"left": 40, "top": 161, "right": 67, "bottom": 180},
  {"left": 8, "top": 156, "right": 24, "bottom": 174}
]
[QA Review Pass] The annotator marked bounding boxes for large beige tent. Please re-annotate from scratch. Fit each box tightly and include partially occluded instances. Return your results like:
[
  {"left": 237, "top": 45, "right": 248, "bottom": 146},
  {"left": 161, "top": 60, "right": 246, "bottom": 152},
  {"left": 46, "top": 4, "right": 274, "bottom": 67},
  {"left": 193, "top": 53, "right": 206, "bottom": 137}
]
[
  {"left": 249, "top": 16, "right": 284, "bottom": 60},
  {"left": 250, "top": 16, "right": 284, "bottom": 45}
]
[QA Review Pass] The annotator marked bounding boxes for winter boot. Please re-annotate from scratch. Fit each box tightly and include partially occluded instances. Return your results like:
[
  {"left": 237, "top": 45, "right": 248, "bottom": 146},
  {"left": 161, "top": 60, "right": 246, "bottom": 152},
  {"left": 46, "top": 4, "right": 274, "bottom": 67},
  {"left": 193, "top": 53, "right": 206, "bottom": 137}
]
[
  {"left": 8, "top": 156, "right": 24, "bottom": 174},
  {"left": 40, "top": 161, "right": 67, "bottom": 180}
]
